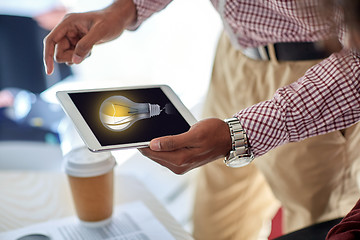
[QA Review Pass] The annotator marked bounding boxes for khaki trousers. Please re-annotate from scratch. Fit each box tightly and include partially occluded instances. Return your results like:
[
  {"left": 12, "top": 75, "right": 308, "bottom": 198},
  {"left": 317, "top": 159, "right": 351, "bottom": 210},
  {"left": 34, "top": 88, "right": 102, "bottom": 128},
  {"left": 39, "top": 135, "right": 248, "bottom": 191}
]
[{"left": 192, "top": 32, "right": 360, "bottom": 240}]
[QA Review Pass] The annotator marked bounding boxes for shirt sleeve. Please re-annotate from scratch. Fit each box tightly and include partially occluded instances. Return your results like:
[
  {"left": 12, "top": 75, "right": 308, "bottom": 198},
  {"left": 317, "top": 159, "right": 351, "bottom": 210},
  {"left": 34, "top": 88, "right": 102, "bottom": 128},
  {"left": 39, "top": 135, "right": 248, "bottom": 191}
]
[
  {"left": 325, "top": 198, "right": 360, "bottom": 240},
  {"left": 235, "top": 50, "right": 360, "bottom": 158},
  {"left": 127, "top": 0, "right": 173, "bottom": 30}
]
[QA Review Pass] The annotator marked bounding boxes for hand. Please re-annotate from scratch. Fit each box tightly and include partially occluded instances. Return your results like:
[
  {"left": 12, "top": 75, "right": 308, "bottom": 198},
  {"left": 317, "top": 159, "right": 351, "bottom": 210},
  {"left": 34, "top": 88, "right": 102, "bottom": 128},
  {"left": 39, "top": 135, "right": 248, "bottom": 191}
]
[
  {"left": 43, "top": 0, "right": 136, "bottom": 74},
  {"left": 345, "top": 29, "right": 360, "bottom": 50},
  {"left": 139, "top": 118, "right": 232, "bottom": 174},
  {"left": 0, "top": 90, "right": 14, "bottom": 108}
]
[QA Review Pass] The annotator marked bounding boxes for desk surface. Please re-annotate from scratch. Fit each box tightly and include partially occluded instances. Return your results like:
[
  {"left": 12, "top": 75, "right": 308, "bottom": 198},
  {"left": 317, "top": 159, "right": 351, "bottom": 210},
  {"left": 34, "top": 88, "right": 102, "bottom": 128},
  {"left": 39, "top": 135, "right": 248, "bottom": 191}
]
[{"left": 0, "top": 170, "right": 193, "bottom": 240}]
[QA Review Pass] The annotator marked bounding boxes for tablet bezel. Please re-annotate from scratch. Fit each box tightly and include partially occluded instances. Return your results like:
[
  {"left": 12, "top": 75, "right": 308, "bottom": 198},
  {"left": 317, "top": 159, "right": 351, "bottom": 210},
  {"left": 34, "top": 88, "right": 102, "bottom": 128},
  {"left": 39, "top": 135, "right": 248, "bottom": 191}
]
[{"left": 56, "top": 85, "right": 197, "bottom": 152}]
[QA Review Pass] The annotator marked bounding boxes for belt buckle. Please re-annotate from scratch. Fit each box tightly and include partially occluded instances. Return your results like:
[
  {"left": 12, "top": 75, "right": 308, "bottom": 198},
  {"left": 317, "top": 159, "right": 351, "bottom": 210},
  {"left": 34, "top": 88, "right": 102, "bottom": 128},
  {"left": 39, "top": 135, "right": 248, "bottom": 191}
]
[
  {"left": 241, "top": 45, "right": 270, "bottom": 61},
  {"left": 257, "top": 46, "right": 269, "bottom": 60}
]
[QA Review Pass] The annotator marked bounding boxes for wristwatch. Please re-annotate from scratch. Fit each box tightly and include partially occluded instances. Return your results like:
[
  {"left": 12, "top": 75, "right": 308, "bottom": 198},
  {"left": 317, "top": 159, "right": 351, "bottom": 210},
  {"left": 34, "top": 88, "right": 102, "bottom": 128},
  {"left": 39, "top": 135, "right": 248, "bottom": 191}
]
[{"left": 224, "top": 117, "right": 254, "bottom": 168}]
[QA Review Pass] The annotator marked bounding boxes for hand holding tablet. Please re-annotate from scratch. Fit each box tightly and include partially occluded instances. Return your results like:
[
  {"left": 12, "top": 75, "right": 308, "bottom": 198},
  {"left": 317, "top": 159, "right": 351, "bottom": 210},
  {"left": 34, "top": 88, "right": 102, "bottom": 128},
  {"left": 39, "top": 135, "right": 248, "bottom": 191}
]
[{"left": 57, "top": 85, "right": 197, "bottom": 152}]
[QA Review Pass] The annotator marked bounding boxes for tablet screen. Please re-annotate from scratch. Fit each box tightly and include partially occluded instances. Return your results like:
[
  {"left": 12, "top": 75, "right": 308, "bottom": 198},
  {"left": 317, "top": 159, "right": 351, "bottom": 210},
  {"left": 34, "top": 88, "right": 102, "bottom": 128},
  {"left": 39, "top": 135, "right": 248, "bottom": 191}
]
[{"left": 68, "top": 87, "right": 190, "bottom": 147}]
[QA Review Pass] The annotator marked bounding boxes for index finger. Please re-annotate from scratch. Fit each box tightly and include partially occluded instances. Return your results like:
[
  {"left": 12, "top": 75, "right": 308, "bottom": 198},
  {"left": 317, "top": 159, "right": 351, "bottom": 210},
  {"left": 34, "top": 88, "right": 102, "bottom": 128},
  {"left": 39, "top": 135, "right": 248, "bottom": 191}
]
[
  {"left": 43, "top": 24, "right": 71, "bottom": 75},
  {"left": 139, "top": 147, "right": 199, "bottom": 173},
  {"left": 43, "top": 35, "right": 55, "bottom": 75}
]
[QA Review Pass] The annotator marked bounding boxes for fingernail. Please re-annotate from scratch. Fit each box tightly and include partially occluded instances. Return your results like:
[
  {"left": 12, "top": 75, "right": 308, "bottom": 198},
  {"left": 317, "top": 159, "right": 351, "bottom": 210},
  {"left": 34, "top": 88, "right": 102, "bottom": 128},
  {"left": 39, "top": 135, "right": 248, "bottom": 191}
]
[
  {"left": 46, "top": 67, "right": 53, "bottom": 75},
  {"left": 72, "top": 54, "right": 83, "bottom": 64},
  {"left": 150, "top": 139, "right": 161, "bottom": 151}
]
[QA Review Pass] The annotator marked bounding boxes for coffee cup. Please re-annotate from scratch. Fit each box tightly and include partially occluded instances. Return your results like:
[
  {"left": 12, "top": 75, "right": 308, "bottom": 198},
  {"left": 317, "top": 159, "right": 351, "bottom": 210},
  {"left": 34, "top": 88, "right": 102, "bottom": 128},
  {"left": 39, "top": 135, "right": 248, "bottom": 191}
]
[{"left": 63, "top": 147, "right": 116, "bottom": 227}]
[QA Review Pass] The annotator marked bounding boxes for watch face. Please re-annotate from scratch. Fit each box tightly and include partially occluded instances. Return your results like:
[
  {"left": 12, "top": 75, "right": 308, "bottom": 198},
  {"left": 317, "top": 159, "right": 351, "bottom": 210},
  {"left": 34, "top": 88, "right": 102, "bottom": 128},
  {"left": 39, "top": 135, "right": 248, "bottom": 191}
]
[{"left": 224, "top": 157, "right": 253, "bottom": 168}]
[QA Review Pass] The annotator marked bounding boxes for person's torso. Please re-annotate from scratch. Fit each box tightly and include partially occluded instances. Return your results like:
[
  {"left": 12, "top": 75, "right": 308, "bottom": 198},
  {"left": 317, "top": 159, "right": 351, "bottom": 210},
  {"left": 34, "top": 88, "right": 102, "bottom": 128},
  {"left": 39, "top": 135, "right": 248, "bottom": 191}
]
[{"left": 210, "top": 0, "right": 335, "bottom": 48}]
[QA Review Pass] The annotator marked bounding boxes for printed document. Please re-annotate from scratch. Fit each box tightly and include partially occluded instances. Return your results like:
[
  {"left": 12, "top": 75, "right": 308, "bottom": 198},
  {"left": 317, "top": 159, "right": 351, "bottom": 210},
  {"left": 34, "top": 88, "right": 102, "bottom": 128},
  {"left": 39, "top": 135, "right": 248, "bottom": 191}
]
[{"left": 0, "top": 201, "right": 175, "bottom": 240}]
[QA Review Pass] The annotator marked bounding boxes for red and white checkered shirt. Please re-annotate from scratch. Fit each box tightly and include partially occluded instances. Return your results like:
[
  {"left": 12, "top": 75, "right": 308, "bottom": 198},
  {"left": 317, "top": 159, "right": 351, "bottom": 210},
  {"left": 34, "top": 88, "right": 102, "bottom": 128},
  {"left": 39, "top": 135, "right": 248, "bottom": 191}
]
[{"left": 131, "top": 0, "right": 360, "bottom": 157}]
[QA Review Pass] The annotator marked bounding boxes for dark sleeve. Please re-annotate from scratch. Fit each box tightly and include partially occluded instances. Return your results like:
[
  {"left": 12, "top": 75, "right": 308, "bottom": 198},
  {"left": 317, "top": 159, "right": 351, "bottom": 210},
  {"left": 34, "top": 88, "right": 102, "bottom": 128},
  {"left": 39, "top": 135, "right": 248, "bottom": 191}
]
[{"left": 326, "top": 198, "right": 360, "bottom": 240}]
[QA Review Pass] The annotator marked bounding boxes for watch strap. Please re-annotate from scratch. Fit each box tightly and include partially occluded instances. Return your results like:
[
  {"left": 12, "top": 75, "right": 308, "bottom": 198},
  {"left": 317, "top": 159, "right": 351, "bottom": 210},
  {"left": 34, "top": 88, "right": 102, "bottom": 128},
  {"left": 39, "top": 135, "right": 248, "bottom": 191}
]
[{"left": 224, "top": 117, "right": 254, "bottom": 168}]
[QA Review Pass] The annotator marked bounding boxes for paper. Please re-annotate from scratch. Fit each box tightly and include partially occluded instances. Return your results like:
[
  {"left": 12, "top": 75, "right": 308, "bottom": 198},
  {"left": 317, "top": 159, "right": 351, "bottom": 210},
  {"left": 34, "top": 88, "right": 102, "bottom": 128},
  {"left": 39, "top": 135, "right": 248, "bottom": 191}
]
[{"left": 0, "top": 201, "right": 175, "bottom": 240}]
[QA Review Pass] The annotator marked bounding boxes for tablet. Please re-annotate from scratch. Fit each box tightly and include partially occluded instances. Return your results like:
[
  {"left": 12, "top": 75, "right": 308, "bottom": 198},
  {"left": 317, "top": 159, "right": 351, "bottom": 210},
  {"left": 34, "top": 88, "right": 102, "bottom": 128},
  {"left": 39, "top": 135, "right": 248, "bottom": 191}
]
[{"left": 56, "top": 85, "right": 197, "bottom": 152}]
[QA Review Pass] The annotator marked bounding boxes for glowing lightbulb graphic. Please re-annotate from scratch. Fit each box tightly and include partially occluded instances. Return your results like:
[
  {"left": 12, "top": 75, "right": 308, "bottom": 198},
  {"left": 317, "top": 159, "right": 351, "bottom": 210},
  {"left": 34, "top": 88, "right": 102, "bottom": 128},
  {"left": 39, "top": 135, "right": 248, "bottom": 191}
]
[{"left": 99, "top": 96, "right": 161, "bottom": 131}]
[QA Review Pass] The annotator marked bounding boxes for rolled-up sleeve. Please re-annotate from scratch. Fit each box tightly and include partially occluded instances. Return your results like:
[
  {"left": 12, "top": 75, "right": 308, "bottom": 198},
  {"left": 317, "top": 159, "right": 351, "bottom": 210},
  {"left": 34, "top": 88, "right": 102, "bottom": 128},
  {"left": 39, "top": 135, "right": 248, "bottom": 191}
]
[
  {"left": 127, "top": 0, "right": 173, "bottom": 30},
  {"left": 235, "top": 50, "right": 360, "bottom": 158}
]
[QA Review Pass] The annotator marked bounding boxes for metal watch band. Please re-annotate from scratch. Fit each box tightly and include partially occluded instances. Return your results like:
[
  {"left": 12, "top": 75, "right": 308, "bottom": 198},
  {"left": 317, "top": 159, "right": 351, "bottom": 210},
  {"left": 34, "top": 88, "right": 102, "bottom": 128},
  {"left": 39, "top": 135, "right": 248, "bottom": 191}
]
[{"left": 224, "top": 117, "right": 254, "bottom": 168}]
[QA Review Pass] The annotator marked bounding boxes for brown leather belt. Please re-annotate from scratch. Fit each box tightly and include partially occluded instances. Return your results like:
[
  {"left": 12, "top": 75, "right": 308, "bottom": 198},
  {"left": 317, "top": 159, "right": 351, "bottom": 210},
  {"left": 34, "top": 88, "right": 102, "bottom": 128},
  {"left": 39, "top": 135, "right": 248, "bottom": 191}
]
[{"left": 241, "top": 42, "right": 330, "bottom": 61}]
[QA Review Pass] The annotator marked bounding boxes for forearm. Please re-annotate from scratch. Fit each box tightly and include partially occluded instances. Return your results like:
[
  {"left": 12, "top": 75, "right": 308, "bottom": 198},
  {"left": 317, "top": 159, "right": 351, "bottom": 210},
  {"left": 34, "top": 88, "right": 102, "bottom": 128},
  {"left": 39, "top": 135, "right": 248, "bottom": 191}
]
[
  {"left": 102, "top": 0, "right": 137, "bottom": 30},
  {"left": 236, "top": 50, "right": 360, "bottom": 158}
]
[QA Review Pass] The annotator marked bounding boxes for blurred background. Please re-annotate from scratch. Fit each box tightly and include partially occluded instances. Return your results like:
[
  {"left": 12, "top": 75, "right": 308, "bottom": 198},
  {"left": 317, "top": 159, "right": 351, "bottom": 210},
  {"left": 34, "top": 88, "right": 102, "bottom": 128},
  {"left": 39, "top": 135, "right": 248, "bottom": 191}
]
[{"left": 0, "top": 0, "right": 222, "bottom": 233}]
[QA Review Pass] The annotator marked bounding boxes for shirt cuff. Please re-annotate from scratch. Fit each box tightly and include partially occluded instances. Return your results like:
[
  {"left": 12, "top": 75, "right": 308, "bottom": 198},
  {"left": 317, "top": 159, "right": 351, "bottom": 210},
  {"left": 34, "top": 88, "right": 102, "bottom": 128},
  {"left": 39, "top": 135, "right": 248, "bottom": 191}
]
[
  {"left": 234, "top": 100, "right": 289, "bottom": 158},
  {"left": 127, "top": 0, "right": 172, "bottom": 30}
]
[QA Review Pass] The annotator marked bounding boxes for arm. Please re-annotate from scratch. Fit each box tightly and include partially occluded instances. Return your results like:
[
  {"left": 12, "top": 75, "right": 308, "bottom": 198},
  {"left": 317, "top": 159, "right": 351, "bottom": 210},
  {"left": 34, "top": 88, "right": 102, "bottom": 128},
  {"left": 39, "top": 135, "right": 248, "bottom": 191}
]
[
  {"left": 139, "top": 50, "right": 360, "bottom": 174},
  {"left": 43, "top": 0, "right": 172, "bottom": 74},
  {"left": 238, "top": 49, "right": 360, "bottom": 157}
]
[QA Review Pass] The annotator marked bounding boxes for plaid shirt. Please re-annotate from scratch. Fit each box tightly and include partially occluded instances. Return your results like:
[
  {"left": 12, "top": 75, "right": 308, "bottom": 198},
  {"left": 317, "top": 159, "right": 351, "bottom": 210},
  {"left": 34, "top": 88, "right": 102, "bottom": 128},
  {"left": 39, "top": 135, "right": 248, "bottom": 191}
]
[{"left": 131, "top": 0, "right": 360, "bottom": 157}]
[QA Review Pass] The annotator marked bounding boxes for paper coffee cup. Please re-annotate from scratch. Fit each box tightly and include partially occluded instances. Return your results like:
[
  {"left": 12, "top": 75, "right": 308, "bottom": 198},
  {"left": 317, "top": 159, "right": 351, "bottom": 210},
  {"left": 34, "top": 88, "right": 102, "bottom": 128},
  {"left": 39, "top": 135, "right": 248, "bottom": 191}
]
[{"left": 64, "top": 147, "right": 116, "bottom": 227}]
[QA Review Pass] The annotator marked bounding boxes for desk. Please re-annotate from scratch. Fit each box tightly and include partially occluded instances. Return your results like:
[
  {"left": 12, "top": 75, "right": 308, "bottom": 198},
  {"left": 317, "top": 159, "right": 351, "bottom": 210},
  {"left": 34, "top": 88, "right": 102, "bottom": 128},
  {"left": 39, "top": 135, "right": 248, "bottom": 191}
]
[{"left": 0, "top": 170, "right": 193, "bottom": 240}]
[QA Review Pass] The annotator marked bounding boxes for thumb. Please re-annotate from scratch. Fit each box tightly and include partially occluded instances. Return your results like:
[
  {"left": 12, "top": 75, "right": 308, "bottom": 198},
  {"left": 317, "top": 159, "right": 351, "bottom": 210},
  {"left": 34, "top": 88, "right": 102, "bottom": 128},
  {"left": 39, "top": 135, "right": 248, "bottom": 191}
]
[
  {"left": 72, "top": 27, "right": 100, "bottom": 64},
  {"left": 150, "top": 132, "right": 191, "bottom": 152}
]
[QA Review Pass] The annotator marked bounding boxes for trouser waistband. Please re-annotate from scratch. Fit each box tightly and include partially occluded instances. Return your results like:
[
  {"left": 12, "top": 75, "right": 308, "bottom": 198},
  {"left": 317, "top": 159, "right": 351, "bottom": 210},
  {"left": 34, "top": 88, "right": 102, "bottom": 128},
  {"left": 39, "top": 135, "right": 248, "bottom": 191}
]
[{"left": 241, "top": 42, "right": 331, "bottom": 61}]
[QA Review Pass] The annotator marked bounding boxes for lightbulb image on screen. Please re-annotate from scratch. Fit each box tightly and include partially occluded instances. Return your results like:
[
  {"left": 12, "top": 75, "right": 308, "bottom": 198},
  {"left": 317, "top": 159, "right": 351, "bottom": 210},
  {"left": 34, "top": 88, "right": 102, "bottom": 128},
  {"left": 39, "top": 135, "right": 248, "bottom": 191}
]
[{"left": 99, "top": 95, "right": 163, "bottom": 132}]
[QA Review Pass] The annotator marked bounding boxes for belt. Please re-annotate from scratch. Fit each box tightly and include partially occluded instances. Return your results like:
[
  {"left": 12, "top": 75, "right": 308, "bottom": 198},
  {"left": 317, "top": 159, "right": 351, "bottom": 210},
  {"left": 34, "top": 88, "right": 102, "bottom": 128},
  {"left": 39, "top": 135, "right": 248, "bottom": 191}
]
[{"left": 241, "top": 42, "right": 330, "bottom": 61}]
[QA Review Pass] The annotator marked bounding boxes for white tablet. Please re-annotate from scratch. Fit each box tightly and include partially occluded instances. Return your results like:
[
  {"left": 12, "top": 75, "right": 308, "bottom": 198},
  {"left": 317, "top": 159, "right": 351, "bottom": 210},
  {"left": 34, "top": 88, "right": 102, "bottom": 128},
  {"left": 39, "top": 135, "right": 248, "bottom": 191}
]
[{"left": 56, "top": 85, "right": 197, "bottom": 152}]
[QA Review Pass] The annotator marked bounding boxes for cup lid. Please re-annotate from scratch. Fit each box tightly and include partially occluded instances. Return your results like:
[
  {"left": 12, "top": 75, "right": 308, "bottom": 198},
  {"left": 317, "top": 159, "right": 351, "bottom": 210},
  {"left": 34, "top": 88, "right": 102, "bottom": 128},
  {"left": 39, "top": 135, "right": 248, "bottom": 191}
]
[{"left": 63, "top": 147, "right": 116, "bottom": 177}]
